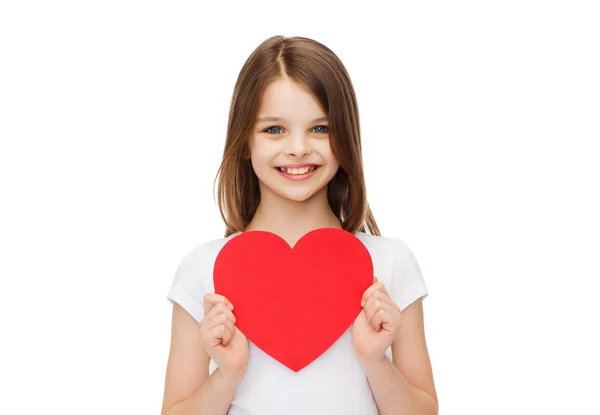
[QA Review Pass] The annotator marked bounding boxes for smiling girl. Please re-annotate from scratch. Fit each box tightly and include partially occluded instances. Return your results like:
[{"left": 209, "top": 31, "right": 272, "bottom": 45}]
[{"left": 162, "top": 35, "right": 438, "bottom": 415}]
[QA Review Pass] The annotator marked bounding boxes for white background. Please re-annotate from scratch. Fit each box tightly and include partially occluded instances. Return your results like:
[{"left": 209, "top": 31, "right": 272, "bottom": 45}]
[{"left": 1, "top": 1, "right": 598, "bottom": 414}]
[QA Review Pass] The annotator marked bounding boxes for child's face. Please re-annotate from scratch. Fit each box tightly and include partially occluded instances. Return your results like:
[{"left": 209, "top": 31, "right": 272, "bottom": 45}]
[{"left": 249, "top": 78, "right": 340, "bottom": 203}]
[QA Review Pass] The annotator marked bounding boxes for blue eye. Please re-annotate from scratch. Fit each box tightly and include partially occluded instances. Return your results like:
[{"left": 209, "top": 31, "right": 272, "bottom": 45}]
[
  {"left": 263, "top": 125, "right": 329, "bottom": 134},
  {"left": 264, "top": 126, "right": 284, "bottom": 134}
]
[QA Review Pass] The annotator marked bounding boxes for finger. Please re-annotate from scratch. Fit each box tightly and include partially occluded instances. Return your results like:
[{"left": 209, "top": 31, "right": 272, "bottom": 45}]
[
  {"left": 377, "top": 283, "right": 389, "bottom": 297},
  {"left": 372, "top": 279, "right": 390, "bottom": 297},
  {"left": 365, "top": 297, "right": 397, "bottom": 330},
  {"left": 361, "top": 282, "right": 384, "bottom": 306},
  {"left": 372, "top": 308, "right": 396, "bottom": 332},
  {"left": 203, "top": 293, "right": 234, "bottom": 314},
  {"left": 361, "top": 280, "right": 392, "bottom": 307},
  {"left": 203, "top": 324, "right": 223, "bottom": 347},
  {"left": 372, "top": 309, "right": 384, "bottom": 331},
  {"left": 364, "top": 290, "right": 395, "bottom": 310},
  {"left": 220, "top": 325, "right": 233, "bottom": 346},
  {"left": 204, "top": 302, "right": 235, "bottom": 322},
  {"left": 206, "top": 312, "right": 236, "bottom": 335},
  {"left": 204, "top": 293, "right": 233, "bottom": 308},
  {"left": 209, "top": 324, "right": 232, "bottom": 347},
  {"left": 204, "top": 293, "right": 234, "bottom": 313},
  {"left": 365, "top": 297, "right": 395, "bottom": 325}
]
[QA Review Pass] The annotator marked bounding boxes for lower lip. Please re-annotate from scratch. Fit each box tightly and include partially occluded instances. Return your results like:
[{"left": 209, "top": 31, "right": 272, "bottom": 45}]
[{"left": 275, "top": 166, "right": 320, "bottom": 181}]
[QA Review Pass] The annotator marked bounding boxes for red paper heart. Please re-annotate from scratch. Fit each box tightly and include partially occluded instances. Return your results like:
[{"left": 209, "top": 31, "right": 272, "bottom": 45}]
[{"left": 213, "top": 227, "right": 373, "bottom": 372}]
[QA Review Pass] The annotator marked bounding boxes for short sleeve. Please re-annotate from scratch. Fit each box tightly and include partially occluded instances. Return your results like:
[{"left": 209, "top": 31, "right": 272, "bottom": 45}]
[
  {"left": 166, "top": 247, "right": 207, "bottom": 323},
  {"left": 389, "top": 239, "right": 429, "bottom": 312}
]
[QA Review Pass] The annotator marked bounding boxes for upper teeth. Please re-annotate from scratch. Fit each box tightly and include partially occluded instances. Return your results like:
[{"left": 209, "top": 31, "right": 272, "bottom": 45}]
[{"left": 279, "top": 166, "right": 316, "bottom": 175}]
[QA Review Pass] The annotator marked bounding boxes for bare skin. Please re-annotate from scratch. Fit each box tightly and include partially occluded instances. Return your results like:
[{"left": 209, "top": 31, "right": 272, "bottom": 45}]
[{"left": 161, "top": 77, "right": 438, "bottom": 415}]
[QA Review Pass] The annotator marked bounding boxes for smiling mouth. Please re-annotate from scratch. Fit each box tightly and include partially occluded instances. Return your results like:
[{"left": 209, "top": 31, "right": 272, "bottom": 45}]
[{"left": 275, "top": 165, "right": 321, "bottom": 175}]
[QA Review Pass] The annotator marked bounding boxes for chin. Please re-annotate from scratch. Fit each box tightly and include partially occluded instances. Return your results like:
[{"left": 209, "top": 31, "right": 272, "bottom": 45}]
[
  {"left": 266, "top": 186, "right": 316, "bottom": 203},
  {"left": 281, "top": 190, "right": 318, "bottom": 203},
  {"left": 260, "top": 181, "right": 326, "bottom": 203}
]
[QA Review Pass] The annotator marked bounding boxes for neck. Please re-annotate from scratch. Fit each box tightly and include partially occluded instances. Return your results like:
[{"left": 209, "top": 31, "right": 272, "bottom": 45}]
[{"left": 245, "top": 185, "right": 342, "bottom": 245}]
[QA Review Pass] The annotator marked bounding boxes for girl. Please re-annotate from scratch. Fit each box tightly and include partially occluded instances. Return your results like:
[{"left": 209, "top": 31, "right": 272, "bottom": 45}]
[{"left": 162, "top": 35, "right": 438, "bottom": 415}]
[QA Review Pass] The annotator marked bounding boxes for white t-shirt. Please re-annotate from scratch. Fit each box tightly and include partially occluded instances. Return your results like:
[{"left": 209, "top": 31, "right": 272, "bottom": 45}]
[{"left": 167, "top": 230, "right": 429, "bottom": 415}]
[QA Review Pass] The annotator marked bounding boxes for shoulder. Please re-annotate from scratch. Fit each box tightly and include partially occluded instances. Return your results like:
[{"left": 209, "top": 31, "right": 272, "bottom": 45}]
[
  {"left": 354, "top": 231, "right": 427, "bottom": 311},
  {"left": 171, "top": 232, "right": 240, "bottom": 294},
  {"left": 354, "top": 231, "right": 414, "bottom": 265},
  {"left": 168, "top": 232, "right": 241, "bottom": 321},
  {"left": 177, "top": 232, "right": 240, "bottom": 270}
]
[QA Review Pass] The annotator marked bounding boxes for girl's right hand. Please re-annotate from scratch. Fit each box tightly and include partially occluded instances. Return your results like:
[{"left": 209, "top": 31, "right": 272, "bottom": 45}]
[{"left": 199, "top": 293, "right": 249, "bottom": 385}]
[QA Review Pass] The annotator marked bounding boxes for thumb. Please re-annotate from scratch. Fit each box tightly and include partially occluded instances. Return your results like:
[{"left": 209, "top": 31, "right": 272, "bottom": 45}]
[{"left": 374, "top": 276, "right": 378, "bottom": 283}]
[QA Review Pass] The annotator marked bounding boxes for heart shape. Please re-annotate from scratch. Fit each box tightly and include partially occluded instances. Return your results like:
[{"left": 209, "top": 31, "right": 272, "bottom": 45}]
[{"left": 213, "top": 227, "right": 373, "bottom": 372}]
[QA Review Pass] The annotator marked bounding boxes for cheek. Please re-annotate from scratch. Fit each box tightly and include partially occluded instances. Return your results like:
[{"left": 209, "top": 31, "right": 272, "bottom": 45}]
[
  {"left": 249, "top": 138, "right": 272, "bottom": 160},
  {"left": 318, "top": 142, "right": 339, "bottom": 168},
  {"left": 250, "top": 144, "right": 280, "bottom": 174},
  {"left": 322, "top": 160, "right": 340, "bottom": 183}
]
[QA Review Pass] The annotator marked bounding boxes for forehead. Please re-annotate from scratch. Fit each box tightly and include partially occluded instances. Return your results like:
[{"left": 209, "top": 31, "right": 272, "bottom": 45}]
[{"left": 256, "top": 78, "right": 327, "bottom": 123}]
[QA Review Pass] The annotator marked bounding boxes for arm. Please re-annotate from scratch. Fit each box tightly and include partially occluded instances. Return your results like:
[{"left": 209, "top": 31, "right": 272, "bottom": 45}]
[
  {"left": 161, "top": 302, "right": 242, "bottom": 415},
  {"left": 163, "top": 367, "right": 238, "bottom": 415},
  {"left": 361, "top": 298, "right": 438, "bottom": 415}
]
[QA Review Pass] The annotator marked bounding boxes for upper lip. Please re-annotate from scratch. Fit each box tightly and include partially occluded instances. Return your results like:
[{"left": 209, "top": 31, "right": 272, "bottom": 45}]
[{"left": 276, "top": 163, "right": 321, "bottom": 169}]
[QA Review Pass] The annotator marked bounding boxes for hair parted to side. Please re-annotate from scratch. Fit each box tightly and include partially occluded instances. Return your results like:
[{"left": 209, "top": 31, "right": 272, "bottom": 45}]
[{"left": 213, "top": 35, "right": 381, "bottom": 238}]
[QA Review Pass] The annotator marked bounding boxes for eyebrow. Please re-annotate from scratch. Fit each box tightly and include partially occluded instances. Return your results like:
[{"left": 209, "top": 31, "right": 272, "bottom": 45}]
[{"left": 256, "top": 116, "right": 329, "bottom": 123}]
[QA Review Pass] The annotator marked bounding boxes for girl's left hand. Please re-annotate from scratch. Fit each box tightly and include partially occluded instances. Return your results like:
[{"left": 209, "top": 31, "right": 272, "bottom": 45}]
[{"left": 351, "top": 276, "right": 403, "bottom": 365}]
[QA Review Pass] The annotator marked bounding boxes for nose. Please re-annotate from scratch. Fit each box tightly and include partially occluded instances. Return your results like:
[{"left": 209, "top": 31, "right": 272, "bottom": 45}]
[{"left": 285, "top": 133, "right": 310, "bottom": 158}]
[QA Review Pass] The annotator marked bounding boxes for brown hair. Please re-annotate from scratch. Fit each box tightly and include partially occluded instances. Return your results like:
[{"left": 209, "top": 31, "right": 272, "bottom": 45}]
[{"left": 214, "top": 35, "right": 380, "bottom": 238}]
